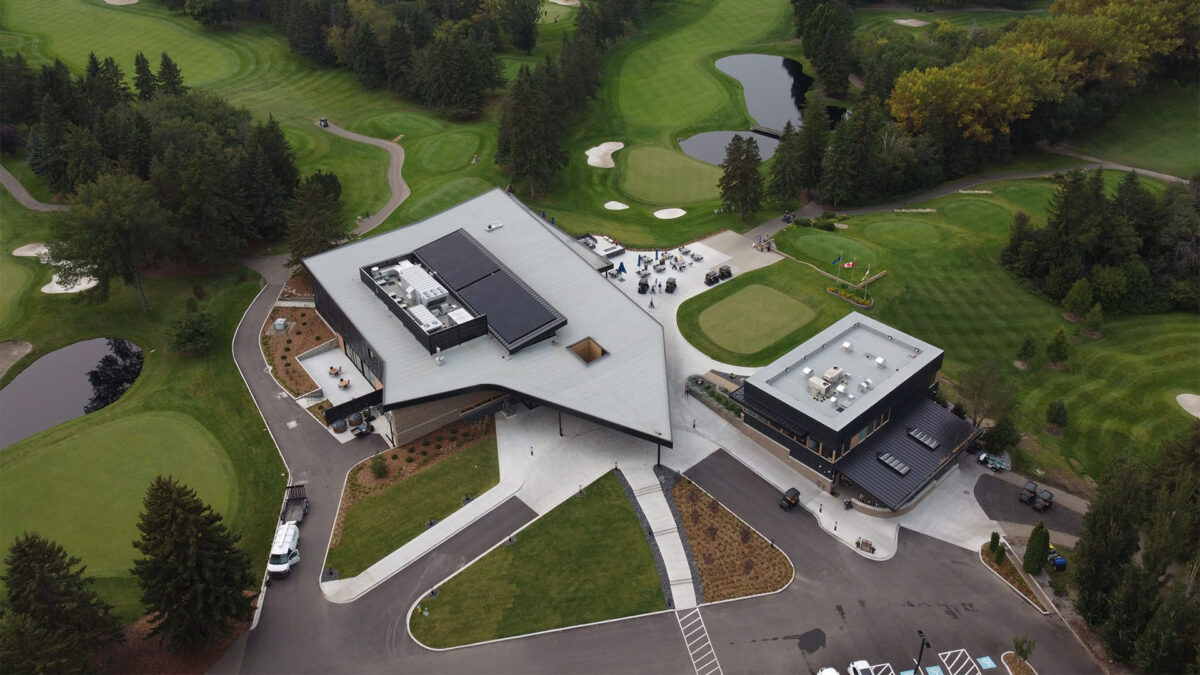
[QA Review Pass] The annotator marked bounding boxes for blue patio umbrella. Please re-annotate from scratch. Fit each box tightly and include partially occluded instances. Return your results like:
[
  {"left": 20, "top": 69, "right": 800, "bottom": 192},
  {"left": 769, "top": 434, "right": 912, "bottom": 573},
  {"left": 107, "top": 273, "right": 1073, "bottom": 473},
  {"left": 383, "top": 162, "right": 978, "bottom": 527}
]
[
  {"left": 655, "top": 248, "right": 659, "bottom": 259},
  {"left": 617, "top": 262, "right": 626, "bottom": 274},
  {"left": 637, "top": 254, "right": 642, "bottom": 266}
]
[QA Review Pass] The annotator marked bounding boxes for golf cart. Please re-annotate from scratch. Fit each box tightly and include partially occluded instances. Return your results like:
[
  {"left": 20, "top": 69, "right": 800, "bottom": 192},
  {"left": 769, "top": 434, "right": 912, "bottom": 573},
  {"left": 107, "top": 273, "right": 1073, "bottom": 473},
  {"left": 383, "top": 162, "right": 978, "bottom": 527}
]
[
  {"left": 638, "top": 280, "right": 649, "bottom": 294},
  {"left": 704, "top": 271, "right": 720, "bottom": 286},
  {"left": 665, "top": 277, "right": 677, "bottom": 293},
  {"left": 1019, "top": 480, "right": 1038, "bottom": 503},
  {"left": 1033, "top": 489, "right": 1054, "bottom": 512},
  {"left": 779, "top": 487, "right": 800, "bottom": 511},
  {"left": 718, "top": 264, "right": 733, "bottom": 279},
  {"left": 319, "top": 117, "right": 329, "bottom": 128},
  {"left": 977, "top": 452, "right": 1008, "bottom": 472}
]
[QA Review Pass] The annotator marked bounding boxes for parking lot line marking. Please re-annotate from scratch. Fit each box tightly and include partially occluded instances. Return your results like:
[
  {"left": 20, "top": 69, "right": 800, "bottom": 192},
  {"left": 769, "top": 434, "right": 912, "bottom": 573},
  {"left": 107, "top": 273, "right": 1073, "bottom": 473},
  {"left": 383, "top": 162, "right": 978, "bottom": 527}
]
[
  {"left": 870, "top": 663, "right": 896, "bottom": 675},
  {"left": 939, "top": 649, "right": 982, "bottom": 675},
  {"left": 676, "top": 608, "right": 722, "bottom": 675}
]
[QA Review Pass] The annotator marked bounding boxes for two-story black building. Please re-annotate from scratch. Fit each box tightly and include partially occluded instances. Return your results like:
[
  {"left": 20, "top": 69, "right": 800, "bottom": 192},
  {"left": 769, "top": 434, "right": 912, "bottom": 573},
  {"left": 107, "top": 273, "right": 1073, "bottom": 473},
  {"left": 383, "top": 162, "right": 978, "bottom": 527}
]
[{"left": 731, "top": 312, "right": 979, "bottom": 511}]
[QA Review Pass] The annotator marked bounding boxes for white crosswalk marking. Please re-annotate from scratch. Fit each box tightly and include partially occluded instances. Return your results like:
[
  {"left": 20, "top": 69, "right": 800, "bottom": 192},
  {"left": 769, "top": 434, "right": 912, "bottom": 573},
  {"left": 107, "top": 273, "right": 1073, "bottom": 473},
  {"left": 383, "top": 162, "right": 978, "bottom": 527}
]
[
  {"left": 676, "top": 608, "right": 722, "bottom": 675},
  {"left": 939, "top": 649, "right": 983, "bottom": 675}
]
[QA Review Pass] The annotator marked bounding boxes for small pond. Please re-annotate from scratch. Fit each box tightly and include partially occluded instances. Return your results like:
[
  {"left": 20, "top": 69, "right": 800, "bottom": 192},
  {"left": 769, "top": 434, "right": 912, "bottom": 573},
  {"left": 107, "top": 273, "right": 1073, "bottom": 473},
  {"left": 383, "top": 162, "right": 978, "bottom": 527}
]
[
  {"left": 0, "top": 338, "right": 143, "bottom": 449},
  {"left": 679, "top": 54, "right": 849, "bottom": 166}
]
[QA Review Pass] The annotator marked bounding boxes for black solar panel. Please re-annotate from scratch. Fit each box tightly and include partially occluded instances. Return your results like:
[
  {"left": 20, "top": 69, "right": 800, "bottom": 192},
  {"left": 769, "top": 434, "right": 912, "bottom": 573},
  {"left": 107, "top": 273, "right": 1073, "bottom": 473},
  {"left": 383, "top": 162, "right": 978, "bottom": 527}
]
[
  {"left": 457, "top": 272, "right": 557, "bottom": 345},
  {"left": 414, "top": 230, "right": 499, "bottom": 291}
]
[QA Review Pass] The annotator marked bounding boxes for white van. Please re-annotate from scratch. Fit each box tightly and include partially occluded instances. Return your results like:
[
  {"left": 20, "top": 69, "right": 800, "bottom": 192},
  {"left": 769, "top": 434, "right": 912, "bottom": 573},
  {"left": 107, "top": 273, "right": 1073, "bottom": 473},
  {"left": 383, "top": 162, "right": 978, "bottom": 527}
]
[{"left": 267, "top": 521, "right": 300, "bottom": 578}]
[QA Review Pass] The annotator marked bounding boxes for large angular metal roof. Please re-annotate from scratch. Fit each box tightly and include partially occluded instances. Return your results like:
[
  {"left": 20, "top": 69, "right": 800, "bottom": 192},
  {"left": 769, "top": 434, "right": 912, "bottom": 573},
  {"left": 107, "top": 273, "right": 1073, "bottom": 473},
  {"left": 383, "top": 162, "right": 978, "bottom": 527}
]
[{"left": 303, "top": 189, "right": 672, "bottom": 447}]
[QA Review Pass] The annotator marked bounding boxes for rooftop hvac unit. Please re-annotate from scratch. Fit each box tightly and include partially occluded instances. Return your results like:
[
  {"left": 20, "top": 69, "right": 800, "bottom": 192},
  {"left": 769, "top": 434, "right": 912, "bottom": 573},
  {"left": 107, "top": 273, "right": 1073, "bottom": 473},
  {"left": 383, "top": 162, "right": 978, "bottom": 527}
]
[
  {"left": 875, "top": 356, "right": 887, "bottom": 368},
  {"left": 801, "top": 366, "right": 813, "bottom": 377},
  {"left": 858, "top": 381, "right": 870, "bottom": 393},
  {"left": 835, "top": 384, "right": 847, "bottom": 395},
  {"left": 829, "top": 396, "right": 839, "bottom": 407},
  {"left": 841, "top": 341, "right": 853, "bottom": 352},
  {"left": 408, "top": 304, "right": 444, "bottom": 334},
  {"left": 864, "top": 378, "right": 874, "bottom": 387},
  {"left": 399, "top": 265, "right": 448, "bottom": 307},
  {"left": 808, "top": 376, "right": 832, "bottom": 396},
  {"left": 446, "top": 308, "right": 474, "bottom": 326},
  {"left": 846, "top": 393, "right": 856, "bottom": 403},
  {"left": 272, "top": 317, "right": 286, "bottom": 332},
  {"left": 823, "top": 365, "right": 844, "bottom": 382}
]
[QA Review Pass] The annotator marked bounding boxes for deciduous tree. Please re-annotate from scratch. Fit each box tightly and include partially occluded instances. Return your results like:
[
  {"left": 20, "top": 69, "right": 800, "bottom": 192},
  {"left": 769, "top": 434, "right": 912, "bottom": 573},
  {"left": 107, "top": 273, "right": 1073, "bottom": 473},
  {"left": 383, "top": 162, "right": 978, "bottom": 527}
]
[{"left": 1062, "top": 278, "right": 1093, "bottom": 317}]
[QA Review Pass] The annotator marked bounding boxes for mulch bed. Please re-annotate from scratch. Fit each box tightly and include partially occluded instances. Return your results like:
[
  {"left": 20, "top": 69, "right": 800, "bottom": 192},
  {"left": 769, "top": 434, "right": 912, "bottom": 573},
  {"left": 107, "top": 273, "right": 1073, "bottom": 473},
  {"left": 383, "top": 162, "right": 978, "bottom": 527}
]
[
  {"left": 260, "top": 306, "right": 333, "bottom": 396},
  {"left": 95, "top": 617, "right": 247, "bottom": 674},
  {"left": 280, "top": 273, "right": 315, "bottom": 300},
  {"left": 672, "top": 478, "right": 792, "bottom": 602},
  {"left": 1003, "top": 652, "right": 1037, "bottom": 675},
  {"left": 979, "top": 542, "right": 1047, "bottom": 612},
  {"left": 330, "top": 418, "right": 493, "bottom": 548}
]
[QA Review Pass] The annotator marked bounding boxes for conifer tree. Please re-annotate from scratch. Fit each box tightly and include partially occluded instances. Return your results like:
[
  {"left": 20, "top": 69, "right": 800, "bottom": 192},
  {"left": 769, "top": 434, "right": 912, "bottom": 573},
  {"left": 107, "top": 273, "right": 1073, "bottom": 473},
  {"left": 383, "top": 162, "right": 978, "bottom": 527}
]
[
  {"left": 1073, "top": 462, "right": 1144, "bottom": 626},
  {"left": 1083, "top": 303, "right": 1103, "bottom": 333},
  {"left": 1045, "top": 399, "right": 1068, "bottom": 429},
  {"left": 1016, "top": 332, "right": 1037, "bottom": 363},
  {"left": 1045, "top": 326, "right": 1070, "bottom": 364},
  {"left": 796, "top": 95, "right": 830, "bottom": 193},
  {"left": 156, "top": 52, "right": 187, "bottom": 96},
  {"left": 287, "top": 174, "right": 348, "bottom": 270},
  {"left": 1102, "top": 564, "right": 1157, "bottom": 662},
  {"left": 1, "top": 533, "right": 122, "bottom": 673},
  {"left": 133, "top": 52, "right": 158, "bottom": 101},
  {"left": 131, "top": 476, "right": 256, "bottom": 653},
  {"left": 351, "top": 22, "right": 387, "bottom": 89},
  {"left": 1022, "top": 521, "right": 1049, "bottom": 574},
  {"left": 718, "top": 134, "right": 763, "bottom": 220},
  {"left": 1063, "top": 278, "right": 1093, "bottom": 317},
  {"left": 768, "top": 121, "right": 804, "bottom": 206},
  {"left": 384, "top": 23, "right": 413, "bottom": 95},
  {"left": 1133, "top": 576, "right": 1200, "bottom": 673}
]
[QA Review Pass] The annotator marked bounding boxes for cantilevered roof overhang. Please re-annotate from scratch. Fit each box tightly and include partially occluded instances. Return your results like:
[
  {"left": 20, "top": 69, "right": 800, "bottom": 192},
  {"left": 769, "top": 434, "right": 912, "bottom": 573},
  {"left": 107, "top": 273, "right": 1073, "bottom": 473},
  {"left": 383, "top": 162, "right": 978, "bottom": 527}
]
[{"left": 304, "top": 189, "right": 673, "bottom": 447}]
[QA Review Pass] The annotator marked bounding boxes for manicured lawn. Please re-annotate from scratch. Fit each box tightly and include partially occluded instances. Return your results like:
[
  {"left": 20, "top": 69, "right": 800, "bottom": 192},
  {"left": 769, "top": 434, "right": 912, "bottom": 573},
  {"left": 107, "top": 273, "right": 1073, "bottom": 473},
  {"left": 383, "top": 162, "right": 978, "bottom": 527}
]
[
  {"left": 0, "top": 188, "right": 285, "bottom": 621},
  {"left": 698, "top": 284, "right": 816, "bottom": 354},
  {"left": 678, "top": 260, "right": 853, "bottom": 366},
  {"left": 410, "top": 472, "right": 664, "bottom": 647},
  {"left": 325, "top": 436, "right": 500, "bottom": 578},
  {"left": 1070, "top": 80, "right": 1200, "bottom": 179},
  {"left": 682, "top": 173, "right": 1198, "bottom": 482},
  {"left": 0, "top": 411, "right": 236, "bottom": 619}
]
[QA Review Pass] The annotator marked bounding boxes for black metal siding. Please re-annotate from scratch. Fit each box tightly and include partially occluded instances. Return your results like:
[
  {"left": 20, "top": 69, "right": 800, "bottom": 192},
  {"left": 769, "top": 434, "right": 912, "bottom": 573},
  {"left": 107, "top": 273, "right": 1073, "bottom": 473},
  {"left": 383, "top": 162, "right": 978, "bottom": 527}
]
[{"left": 311, "top": 273, "right": 386, "bottom": 385}]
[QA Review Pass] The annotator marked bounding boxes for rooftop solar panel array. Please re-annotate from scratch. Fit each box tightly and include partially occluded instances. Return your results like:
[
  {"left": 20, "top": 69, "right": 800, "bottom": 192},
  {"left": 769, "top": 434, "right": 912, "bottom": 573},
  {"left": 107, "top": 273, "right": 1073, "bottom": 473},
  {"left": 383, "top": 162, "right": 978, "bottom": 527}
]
[{"left": 413, "top": 228, "right": 565, "bottom": 352}]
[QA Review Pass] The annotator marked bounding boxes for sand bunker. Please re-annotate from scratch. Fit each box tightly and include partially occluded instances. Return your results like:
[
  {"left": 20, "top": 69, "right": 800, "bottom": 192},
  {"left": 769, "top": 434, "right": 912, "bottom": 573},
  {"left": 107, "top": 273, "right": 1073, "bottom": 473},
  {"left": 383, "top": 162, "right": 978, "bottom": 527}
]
[
  {"left": 834, "top": 222, "right": 849, "bottom": 230},
  {"left": 104, "top": 0, "right": 139, "bottom": 5},
  {"left": 549, "top": 0, "right": 581, "bottom": 5},
  {"left": 654, "top": 208, "right": 686, "bottom": 220},
  {"left": 586, "top": 142, "right": 624, "bottom": 168},
  {"left": 604, "top": 201, "right": 630, "bottom": 210},
  {"left": 12, "top": 243, "right": 48, "bottom": 260},
  {"left": 894, "top": 18, "right": 930, "bottom": 27},
  {"left": 1178, "top": 394, "right": 1200, "bottom": 419},
  {"left": 15, "top": 242, "right": 99, "bottom": 293}
]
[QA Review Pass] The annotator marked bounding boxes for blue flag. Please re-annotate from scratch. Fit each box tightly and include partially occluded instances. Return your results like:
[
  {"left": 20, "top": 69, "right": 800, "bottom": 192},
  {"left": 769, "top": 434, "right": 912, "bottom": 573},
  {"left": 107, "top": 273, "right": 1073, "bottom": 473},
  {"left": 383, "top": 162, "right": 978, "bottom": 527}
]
[{"left": 831, "top": 255, "right": 842, "bottom": 267}]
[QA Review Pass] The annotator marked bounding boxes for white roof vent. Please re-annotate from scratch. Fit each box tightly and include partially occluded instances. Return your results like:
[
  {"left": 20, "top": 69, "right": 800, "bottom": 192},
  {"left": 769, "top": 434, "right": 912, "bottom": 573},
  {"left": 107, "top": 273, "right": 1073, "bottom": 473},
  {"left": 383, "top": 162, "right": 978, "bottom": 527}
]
[
  {"left": 801, "top": 366, "right": 813, "bottom": 376},
  {"left": 829, "top": 396, "right": 839, "bottom": 407},
  {"left": 835, "top": 384, "right": 847, "bottom": 394},
  {"left": 875, "top": 356, "right": 887, "bottom": 368},
  {"left": 485, "top": 220, "right": 503, "bottom": 231},
  {"left": 858, "top": 381, "right": 870, "bottom": 392},
  {"left": 865, "top": 378, "right": 874, "bottom": 387},
  {"left": 841, "top": 341, "right": 853, "bottom": 352}
]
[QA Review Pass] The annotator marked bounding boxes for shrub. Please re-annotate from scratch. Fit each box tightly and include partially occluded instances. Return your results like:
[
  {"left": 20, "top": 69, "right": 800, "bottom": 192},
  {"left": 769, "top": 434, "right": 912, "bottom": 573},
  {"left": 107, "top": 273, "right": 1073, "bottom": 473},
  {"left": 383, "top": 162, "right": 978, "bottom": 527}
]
[
  {"left": 370, "top": 455, "right": 387, "bottom": 479},
  {"left": 994, "top": 544, "right": 1007, "bottom": 565},
  {"left": 405, "top": 456, "right": 414, "bottom": 463},
  {"left": 743, "top": 559, "right": 755, "bottom": 575},
  {"left": 300, "top": 312, "right": 306, "bottom": 317},
  {"left": 407, "top": 447, "right": 415, "bottom": 454},
  {"left": 706, "top": 526, "right": 718, "bottom": 540},
  {"left": 283, "top": 347, "right": 290, "bottom": 352},
  {"left": 295, "top": 330, "right": 302, "bottom": 335},
  {"left": 1046, "top": 400, "right": 1069, "bottom": 429},
  {"left": 989, "top": 531, "right": 1001, "bottom": 554},
  {"left": 166, "top": 309, "right": 218, "bottom": 355},
  {"left": 436, "top": 436, "right": 444, "bottom": 442},
  {"left": 423, "top": 440, "right": 430, "bottom": 447},
  {"left": 286, "top": 338, "right": 292, "bottom": 344},
  {"left": 391, "top": 453, "right": 398, "bottom": 460},
  {"left": 421, "top": 450, "right": 428, "bottom": 456},
  {"left": 192, "top": 285, "right": 206, "bottom": 300},
  {"left": 315, "top": 336, "right": 322, "bottom": 341},
  {"left": 1017, "top": 332, "right": 1037, "bottom": 362},
  {"left": 1012, "top": 635, "right": 1037, "bottom": 661},
  {"left": 1023, "top": 521, "right": 1050, "bottom": 574},
  {"left": 435, "top": 444, "right": 442, "bottom": 450}
]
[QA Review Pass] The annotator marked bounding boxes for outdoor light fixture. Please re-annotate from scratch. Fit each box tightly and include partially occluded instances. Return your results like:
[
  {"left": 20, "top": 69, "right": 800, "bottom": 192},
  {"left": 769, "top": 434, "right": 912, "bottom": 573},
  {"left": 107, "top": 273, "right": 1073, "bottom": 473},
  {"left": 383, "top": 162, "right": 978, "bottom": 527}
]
[{"left": 915, "top": 629, "right": 932, "bottom": 672}]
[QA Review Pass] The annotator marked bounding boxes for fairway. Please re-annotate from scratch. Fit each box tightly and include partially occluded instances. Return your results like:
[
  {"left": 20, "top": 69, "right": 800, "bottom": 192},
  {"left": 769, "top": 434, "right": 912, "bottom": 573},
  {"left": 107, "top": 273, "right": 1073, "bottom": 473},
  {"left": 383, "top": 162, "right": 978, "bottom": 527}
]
[
  {"left": 410, "top": 472, "right": 663, "bottom": 647},
  {"left": 698, "top": 285, "right": 816, "bottom": 354},
  {"left": 1070, "top": 80, "right": 1200, "bottom": 178},
  {"left": 0, "top": 411, "right": 236, "bottom": 578}
]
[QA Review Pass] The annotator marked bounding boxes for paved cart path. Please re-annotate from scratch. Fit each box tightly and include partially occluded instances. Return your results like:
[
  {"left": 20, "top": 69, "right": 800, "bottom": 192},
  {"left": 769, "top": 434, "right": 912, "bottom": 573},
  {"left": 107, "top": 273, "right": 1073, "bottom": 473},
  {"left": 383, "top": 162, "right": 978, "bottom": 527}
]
[
  {"left": 0, "top": 162, "right": 68, "bottom": 212},
  {"left": 316, "top": 121, "right": 411, "bottom": 235}
]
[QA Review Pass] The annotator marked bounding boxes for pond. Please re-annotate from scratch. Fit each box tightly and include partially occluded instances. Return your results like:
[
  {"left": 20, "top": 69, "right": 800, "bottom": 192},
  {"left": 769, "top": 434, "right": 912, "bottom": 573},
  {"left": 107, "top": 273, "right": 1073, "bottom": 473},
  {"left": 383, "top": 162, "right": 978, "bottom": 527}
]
[
  {"left": 0, "top": 338, "right": 143, "bottom": 449},
  {"left": 679, "top": 54, "right": 849, "bottom": 166}
]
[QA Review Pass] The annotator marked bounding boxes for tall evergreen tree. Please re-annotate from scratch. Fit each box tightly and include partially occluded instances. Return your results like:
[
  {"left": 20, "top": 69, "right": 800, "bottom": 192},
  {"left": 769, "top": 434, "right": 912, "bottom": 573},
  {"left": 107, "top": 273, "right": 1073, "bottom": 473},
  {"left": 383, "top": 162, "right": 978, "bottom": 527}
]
[
  {"left": 819, "top": 114, "right": 856, "bottom": 206},
  {"left": 558, "top": 36, "right": 602, "bottom": 117},
  {"left": 156, "top": 52, "right": 187, "bottom": 96},
  {"left": 796, "top": 96, "right": 829, "bottom": 193},
  {"left": 1022, "top": 521, "right": 1049, "bottom": 574},
  {"left": 1133, "top": 575, "right": 1200, "bottom": 673},
  {"left": 29, "top": 96, "right": 71, "bottom": 193},
  {"left": 496, "top": 64, "right": 564, "bottom": 196},
  {"left": 1, "top": 533, "right": 123, "bottom": 673},
  {"left": 1045, "top": 326, "right": 1070, "bottom": 363},
  {"left": 131, "top": 476, "right": 257, "bottom": 653},
  {"left": 816, "top": 21, "right": 852, "bottom": 98},
  {"left": 1102, "top": 564, "right": 1159, "bottom": 662},
  {"left": 248, "top": 115, "right": 300, "bottom": 198},
  {"left": 63, "top": 124, "right": 106, "bottom": 191},
  {"left": 49, "top": 172, "right": 172, "bottom": 315},
  {"left": 768, "top": 120, "right": 804, "bottom": 206},
  {"left": 133, "top": 51, "right": 159, "bottom": 101},
  {"left": 351, "top": 22, "right": 387, "bottom": 89},
  {"left": 287, "top": 175, "right": 348, "bottom": 270},
  {"left": 383, "top": 23, "right": 414, "bottom": 95},
  {"left": 499, "top": 0, "right": 543, "bottom": 52},
  {"left": 718, "top": 134, "right": 764, "bottom": 220},
  {"left": 1073, "top": 462, "right": 1145, "bottom": 626},
  {"left": 0, "top": 52, "right": 41, "bottom": 125},
  {"left": 242, "top": 149, "right": 288, "bottom": 239}
]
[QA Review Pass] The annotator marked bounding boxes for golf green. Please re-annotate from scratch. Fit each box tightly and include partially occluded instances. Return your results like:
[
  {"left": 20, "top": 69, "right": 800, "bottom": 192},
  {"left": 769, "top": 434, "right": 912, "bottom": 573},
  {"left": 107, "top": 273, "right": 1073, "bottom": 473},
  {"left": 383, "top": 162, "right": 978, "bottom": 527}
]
[
  {"left": 698, "top": 285, "right": 816, "bottom": 354},
  {"left": 0, "top": 411, "right": 236, "bottom": 578},
  {"left": 620, "top": 146, "right": 723, "bottom": 205}
]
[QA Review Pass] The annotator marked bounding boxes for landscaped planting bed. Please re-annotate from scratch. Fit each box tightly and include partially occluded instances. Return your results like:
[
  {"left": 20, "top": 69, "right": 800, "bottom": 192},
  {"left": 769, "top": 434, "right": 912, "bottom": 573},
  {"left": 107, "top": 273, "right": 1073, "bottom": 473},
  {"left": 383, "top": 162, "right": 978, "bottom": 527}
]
[
  {"left": 979, "top": 542, "right": 1047, "bottom": 613},
  {"left": 260, "top": 306, "right": 331, "bottom": 396},
  {"left": 326, "top": 419, "right": 497, "bottom": 577},
  {"left": 673, "top": 478, "right": 792, "bottom": 602}
]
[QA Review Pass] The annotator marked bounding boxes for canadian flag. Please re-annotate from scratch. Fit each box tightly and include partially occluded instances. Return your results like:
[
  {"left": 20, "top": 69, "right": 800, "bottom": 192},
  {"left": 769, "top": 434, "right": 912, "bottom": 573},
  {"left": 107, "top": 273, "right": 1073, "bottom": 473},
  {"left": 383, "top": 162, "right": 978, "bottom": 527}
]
[{"left": 842, "top": 261, "right": 855, "bottom": 268}]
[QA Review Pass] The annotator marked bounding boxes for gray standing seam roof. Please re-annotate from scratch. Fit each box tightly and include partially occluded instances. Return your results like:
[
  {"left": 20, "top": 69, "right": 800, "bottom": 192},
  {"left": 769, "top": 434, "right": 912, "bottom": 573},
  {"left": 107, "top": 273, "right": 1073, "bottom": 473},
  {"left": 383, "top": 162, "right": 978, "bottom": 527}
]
[
  {"left": 303, "top": 188, "right": 672, "bottom": 446},
  {"left": 836, "top": 398, "right": 978, "bottom": 510}
]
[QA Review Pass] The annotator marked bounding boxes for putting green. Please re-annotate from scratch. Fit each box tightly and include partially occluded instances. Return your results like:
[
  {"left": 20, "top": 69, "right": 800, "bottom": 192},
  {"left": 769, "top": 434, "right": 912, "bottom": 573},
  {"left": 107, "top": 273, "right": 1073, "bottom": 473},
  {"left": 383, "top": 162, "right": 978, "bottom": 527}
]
[
  {"left": 698, "top": 285, "right": 816, "bottom": 354},
  {"left": 862, "top": 218, "right": 944, "bottom": 250},
  {"left": 413, "top": 131, "right": 482, "bottom": 174},
  {"left": 0, "top": 411, "right": 236, "bottom": 578},
  {"left": 621, "top": 146, "right": 723, "bottom": 205}
]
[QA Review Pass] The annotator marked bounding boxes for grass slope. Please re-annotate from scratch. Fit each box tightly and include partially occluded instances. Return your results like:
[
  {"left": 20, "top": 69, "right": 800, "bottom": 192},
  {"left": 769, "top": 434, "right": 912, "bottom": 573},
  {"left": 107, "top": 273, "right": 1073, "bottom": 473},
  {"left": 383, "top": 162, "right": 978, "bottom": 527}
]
[
  {"left": 326, "top": 436, "right": 500, "bottom": 579},
  {"left": 410, "top": 472, "right": 664, "bottom": 647},
  {"left": 682, "top": 173, "right": 1198, "bottom": 481},
  {"left": 0, "top": 189, "right": 285, "bottom": 619},
  {"left": 1069, "top": 80, "right": 1200, "bottom": 179}
]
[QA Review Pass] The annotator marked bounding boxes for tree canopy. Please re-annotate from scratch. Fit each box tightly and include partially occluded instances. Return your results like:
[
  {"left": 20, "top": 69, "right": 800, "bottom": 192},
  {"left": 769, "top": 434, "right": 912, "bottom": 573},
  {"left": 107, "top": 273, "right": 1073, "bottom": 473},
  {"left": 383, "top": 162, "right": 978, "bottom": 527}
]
[{"left": 718, "top": 134, "right": 764, "bottom": 220}]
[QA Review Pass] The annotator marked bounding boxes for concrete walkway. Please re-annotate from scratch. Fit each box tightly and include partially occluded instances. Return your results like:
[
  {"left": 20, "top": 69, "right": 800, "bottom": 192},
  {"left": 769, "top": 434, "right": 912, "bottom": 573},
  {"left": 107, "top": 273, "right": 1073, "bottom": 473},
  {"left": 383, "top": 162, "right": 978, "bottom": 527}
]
[
  {"left": 316, "top": 121, "right": 410, "bottom": 235},
  {"left": 624, "top": 466, "right": 698, "bottom": 609},
  {"left": 0, "top": 162, "right": 68, "bottom": 212}
]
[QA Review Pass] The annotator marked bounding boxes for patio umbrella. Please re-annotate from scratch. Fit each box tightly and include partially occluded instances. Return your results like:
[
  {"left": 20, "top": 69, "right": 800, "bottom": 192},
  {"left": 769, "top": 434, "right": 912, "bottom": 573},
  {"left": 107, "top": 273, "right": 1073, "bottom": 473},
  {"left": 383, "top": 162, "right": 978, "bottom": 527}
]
[{"left": 617, "top": 262, "right": 626, "bottom": 274}]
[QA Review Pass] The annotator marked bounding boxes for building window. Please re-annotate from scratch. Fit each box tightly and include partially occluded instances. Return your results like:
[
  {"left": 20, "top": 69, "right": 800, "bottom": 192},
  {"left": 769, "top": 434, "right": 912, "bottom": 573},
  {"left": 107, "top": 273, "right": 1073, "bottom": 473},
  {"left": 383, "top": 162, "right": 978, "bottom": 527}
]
[{"left": 567, "top": 337, "right": 608, "bottom": 364}]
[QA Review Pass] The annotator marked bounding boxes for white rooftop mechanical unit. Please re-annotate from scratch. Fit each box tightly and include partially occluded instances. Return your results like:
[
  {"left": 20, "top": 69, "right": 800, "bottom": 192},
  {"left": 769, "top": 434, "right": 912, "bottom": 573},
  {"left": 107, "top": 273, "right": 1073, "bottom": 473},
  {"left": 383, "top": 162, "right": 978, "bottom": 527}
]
[
  {"left": 875, "top": 356, "right": 887, "bottom": 369},
  {"left": 824, "top": 365, "right": 844, "bottom": 383},
  {"left": 808, "top": 376, "right": 833, "bottom": 396},
  {"left": 407, "top": 304, "right": 444, "bottom": 334},
  {"left": 396, "top": 261, "right": 448, "bottom": 307}
]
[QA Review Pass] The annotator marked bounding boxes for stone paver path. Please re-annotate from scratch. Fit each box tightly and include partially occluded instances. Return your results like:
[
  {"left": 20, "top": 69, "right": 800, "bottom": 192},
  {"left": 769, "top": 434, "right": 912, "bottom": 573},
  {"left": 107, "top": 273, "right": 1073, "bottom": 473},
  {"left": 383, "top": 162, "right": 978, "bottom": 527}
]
[{"left": 624, "top": 466, "right": 697, "bottom": 609}]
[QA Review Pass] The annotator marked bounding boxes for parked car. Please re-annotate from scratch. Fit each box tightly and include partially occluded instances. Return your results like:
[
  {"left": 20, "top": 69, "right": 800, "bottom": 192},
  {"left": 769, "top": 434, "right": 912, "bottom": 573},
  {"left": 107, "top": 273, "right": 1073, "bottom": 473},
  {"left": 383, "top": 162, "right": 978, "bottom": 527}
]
[{"left": 848, "top": 660, "right": 873, "bottom": 675}]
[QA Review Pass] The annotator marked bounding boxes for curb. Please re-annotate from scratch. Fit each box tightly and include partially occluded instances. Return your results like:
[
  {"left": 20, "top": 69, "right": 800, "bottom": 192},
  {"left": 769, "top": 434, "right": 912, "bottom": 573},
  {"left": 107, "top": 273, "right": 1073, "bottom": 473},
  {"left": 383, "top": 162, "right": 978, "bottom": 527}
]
[
  {"left": 977, "top": 540, "right": 1051, "bottom": 615},
  {"left": 1001, "top": 650, "right": 1039, "bottom": 675}
]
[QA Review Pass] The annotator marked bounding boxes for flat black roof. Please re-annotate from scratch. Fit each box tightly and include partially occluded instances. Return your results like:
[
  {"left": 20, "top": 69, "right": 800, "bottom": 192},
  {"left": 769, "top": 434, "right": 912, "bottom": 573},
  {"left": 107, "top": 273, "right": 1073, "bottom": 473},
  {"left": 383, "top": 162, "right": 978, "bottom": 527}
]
[
  {"left": 414, "top": 228, "right": 566, "bottom": 352},
  {"left": 837, "top": 398, "right": 978, "bottom": 510},
  {"left": 414, "top": 230, "right": 499, "bottom": 291}
]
